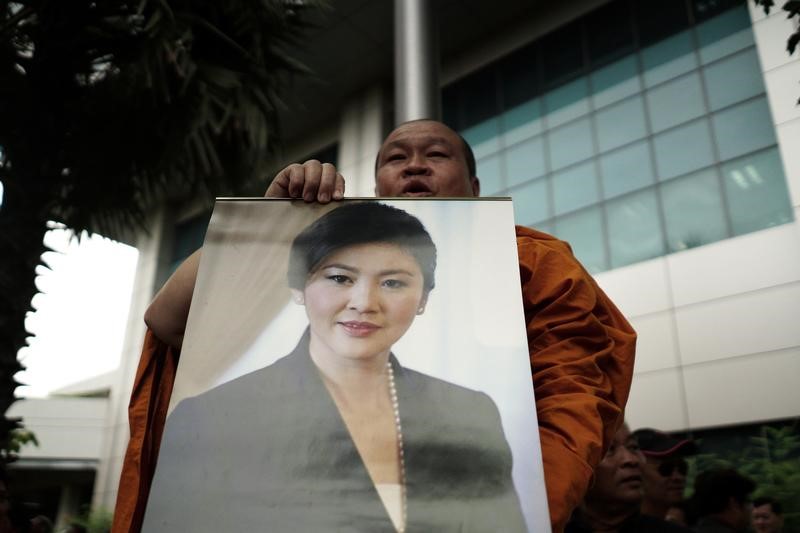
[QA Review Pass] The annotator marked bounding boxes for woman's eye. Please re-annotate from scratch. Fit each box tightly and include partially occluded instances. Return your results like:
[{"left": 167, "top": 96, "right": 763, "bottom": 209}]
[
  {"left": 428, "top": 151, "right": 447, "bottom": 158},
  {"left": 387, "top": 153, "right": 405, "bottom": 162},
  {"left": 327, "top": 274, "right": 351, "bottom": 284},
  {"left": 382, "top": 279, "right": 407, "bottom": 289}
]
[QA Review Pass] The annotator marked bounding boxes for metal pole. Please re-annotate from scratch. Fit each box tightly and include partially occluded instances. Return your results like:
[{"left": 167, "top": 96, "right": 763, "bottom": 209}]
[{"left": 394, "top": 0, "right": 440, "bottom": 124}]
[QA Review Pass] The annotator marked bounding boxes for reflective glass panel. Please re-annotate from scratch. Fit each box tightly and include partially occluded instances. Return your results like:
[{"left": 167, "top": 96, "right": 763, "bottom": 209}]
[
  {"left": 553, "top": 207, "right": 607, "bottom": 273},
  {"left": 661, "top": 168, "right": 729, "bottom": 252},
  {"left": 712, "top": 97, "right": 776, "bottom": 160},
  {"left": 505, "top": 135, "right": 547, "bottom": 187},
  {"left": 606, "top": 189, "right": 665, "bottom": 268},
  {"left": 587, "top": 0, "right": 635, "bottom": 63},
  {"left": 696, "top": 6, "right": 754, "bottom": 64},
  {"left": 721, "top": 148, "right": 794, "bottom": 235},
  {"left": 591, "top": 55, "right": 642, "bottom": 109},
  {"left": 512, "top": 177, "right": 550, "bottom": 226},
  {"left": 462, "top": 118, "right": 501, "bottom": 159},
  {"left": 653, "top": 119, "right": 715, "bottom": 180},
  {"left": 647, "top": 72, "right": 706, "bottom": 132},
  {"left": 544, "top": 77, "right": 590, "bottom": 128},
  {"left": 476, "top": 153, "right": 503, "bottom": 195},
  {"left": 704, "top": 48, "right": 765, "bottom": 111},
  {"left": 501, "top": 98, "right": 544, "bottom": 146},
  {"left": 641, "top": 31, "right": 698, "bottom": 88},
  {"left": 548, "top": 118, "right": 594, "bottom": 171},
  {"left": 595, "top": 96, "right": 648, "bottom": 152},
  {"left": 552, "top": 161, "right": 600, "bottom": 215},
  {"left": 712, "top": 97, "right": 775, "bottom": 160},
  {"left": 600, "top": 141, "right": 655, "bottom": 199}
]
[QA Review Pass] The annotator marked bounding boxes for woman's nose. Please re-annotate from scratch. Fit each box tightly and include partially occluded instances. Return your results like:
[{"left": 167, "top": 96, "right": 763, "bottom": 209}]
[{"left": 347, "top": 281, "right": 379, "bottom": 312}]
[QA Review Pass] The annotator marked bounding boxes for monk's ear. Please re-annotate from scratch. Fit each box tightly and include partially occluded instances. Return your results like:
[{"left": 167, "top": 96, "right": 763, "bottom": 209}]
[
  {"left": 291, "top": 289, "right": 305, "bottom": 305},
  {"left": 470, "top": 176, "right": 480, "bottom": 197}
]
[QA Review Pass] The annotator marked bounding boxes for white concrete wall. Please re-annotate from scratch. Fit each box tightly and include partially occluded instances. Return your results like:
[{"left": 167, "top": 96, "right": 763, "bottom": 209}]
[
  {"left": 337, "top": 85, "right": 386, "bottom": 197},
  {"left": 7, "top": 397, "right": 107, "bottom": 460},
  {"left": 91, "top": 209, "right": 167, "bottom": 510},
  {"left": 597, "top": 223, "right": 800, "bottom": 431}
]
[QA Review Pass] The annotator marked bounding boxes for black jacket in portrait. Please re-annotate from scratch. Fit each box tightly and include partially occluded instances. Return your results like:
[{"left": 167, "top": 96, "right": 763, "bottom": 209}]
[{"left": 141, "top": 331, "right": 527, "bottom": 532}]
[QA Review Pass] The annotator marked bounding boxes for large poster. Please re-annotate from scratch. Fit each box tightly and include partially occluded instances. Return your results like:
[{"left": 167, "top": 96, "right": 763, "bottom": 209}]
[{"left": 142, "top": 198, "right": 550, "bottom": 532}]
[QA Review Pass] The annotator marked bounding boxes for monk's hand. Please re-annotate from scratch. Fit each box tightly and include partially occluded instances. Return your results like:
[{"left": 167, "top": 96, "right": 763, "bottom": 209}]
[{"left": 265, "top": 160, "right": 345, "bottom": 203}]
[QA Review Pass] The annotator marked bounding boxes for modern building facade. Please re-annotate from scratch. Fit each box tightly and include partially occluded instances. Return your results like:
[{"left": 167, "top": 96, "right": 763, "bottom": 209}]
[{"left": 74, "top": 0, "right": 799, "bottom": 514}]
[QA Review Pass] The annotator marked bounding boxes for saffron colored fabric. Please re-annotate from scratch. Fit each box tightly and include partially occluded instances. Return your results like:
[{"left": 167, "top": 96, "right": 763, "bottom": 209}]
[{"left": 112, "top": 226, "right": 635, "bottom": 533}]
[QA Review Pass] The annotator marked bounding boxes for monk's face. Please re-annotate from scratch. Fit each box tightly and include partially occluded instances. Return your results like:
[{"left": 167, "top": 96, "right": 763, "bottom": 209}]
[{"left": 375, "top": 120, "right": 480, "bottom": 198}]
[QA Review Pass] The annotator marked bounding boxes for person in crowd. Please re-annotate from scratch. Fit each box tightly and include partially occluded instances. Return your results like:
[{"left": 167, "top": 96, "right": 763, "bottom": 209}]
[
  {"left": 29, "top": 515, "right": 52, "bottom": 533},
  {"left": 115, "top": 119, "right": 637, "bottom": 533},
  {"left": 565, "top": 423, "right": 691, "bottom": 533},
  {"left": 631, "top": 428, "right": 697, "bottom": 520},
  {"left": 0, "top": 477, "right": 12, "bottom": 533},
  {"left": 751, "top": 497, "right": 784, "bottom": 533},
  {"left": 141, "top": 202, "right": 526, "bottom": 532},
  {"left": 692, "top": 468, "right": 756, "bottom": 533},
  {"left": 664, "top": 501, "right": 692, "bottom": 528}
]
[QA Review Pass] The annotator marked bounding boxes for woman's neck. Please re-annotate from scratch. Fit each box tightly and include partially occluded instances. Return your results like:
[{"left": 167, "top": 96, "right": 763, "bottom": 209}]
[{"left": 309, "top": 337, "right": 391, "bottom": 407}]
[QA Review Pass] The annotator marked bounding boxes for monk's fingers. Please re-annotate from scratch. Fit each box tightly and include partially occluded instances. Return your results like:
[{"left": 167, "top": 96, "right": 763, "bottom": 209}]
[
  {"left": 300, "top": 160, "right": 323, "bottom": 202},
  {"left": 315, "top": 163, "right": 340, "bottom": 203},
  {"left": 334, "top": 172, "right": 345, "bottom": 200}
]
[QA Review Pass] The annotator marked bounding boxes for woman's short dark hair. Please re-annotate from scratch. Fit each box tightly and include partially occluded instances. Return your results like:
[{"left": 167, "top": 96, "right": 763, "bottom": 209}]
[{"left": 288, "top": 202, "right": 437, "bottom": 292}]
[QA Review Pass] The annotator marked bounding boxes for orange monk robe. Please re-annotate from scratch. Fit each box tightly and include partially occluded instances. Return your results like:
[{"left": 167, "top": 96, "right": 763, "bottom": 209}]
[{"left": 112, "top": 226, "right": 636, "bottom": 533}]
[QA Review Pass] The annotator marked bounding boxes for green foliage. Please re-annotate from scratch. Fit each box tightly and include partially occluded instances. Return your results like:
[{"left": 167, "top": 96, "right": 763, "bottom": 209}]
[
  {"left": 687, "top": 422, "right": 800, "bottom": 531},
  {"left": 0, "top": 0, "right": 322, "bottom": 445},
  {"left": 72, "top": 507, "right": 113, "bottom": 533},
  {"left": 0, "top": 417, "right": 38, "bottom": 463}
]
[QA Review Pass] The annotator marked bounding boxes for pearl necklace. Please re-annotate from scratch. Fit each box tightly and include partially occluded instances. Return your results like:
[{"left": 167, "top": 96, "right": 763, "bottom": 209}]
[{"left": 386, "top": 360, "right": 407, "bottom": 532}]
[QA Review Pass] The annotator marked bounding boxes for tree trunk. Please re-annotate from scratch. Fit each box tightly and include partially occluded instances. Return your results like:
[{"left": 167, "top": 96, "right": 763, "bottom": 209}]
[{"left": 0, "top": 176, "right": 52, "bottom": 459}]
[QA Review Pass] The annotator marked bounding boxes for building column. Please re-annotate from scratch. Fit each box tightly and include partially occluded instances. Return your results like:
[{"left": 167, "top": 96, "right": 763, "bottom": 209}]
[{"left": 394, "top": 0, "right": 440, "bottom": 124}]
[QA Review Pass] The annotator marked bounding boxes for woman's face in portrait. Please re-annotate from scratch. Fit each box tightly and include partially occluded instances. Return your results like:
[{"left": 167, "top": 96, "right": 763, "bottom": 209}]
[{"left": 296, "top": 242, "right": 428, "bottom": 364}]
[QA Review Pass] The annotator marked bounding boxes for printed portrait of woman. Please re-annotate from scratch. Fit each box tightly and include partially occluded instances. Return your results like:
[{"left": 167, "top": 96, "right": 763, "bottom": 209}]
[{"left": 141, "top": 201, "right": 543, "bottom": 532}]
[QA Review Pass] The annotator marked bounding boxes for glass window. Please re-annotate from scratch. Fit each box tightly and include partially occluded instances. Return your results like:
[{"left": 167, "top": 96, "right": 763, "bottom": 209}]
[
  {"left": 695, "top": 5, "right": 754, "bottom": 64},
  {"left": 461, "top": 68, "right": 498, "bottom": 127},
  {"left": 552, "top": 161, "right": 600, "bottom": 215},
  {"left": 661, "top": 168, "right": 729, "bottom": 252},
  {"left": 462, "top": 118, "right": 502, "bottom": 159},
  {"left": 544, "top": 77, "right": 590, "bottom": 128},
  {"left": 704, "top": 48, "right": 765, "bottom": 111},
  {"left": 590, "top": 56, "right": 641, "bottom": 109},
  {"left": 653, "top": 119, "right": 715, "bottom": 180},
  {"left": 168, "top": 212, "right": 211, "bottom": 276},
  {"left": 647, "top": 72, "right": 706, "bottom": 132},
  {"left": 505, "top": 135, "right": 547, "bottom": 187},
  {"left": 636, "top": 0, "right": 690, "bottom": 46},
  {"left": 600, "top": 141, "right": 655, "bottom": 199},
  {"left": 587, "top": 0, "right": 635, "bottom": 63},
  {"left": 542, "top": 20, "right": 585, "bottom": 85},
  {"left": 501, "top": 98, "right": 544, "bottom": 146},
  {"left": 606, "top": 189, "right": 665, "bottom": 268},
  {"left": 721, "top": 148, "right": 794, "bottom": 235},
  {"left": 553, "top": 207, "right": 607, "bottom": 273},
  {"left": 693, "top": 0, "right": 743, "bottom": 22},
  {"left": 548, "top": 118, "right": 594, "bottom": 171},
  {"left": 595, "top": 96, "right": 648, "bottom": 152},
  {"left": 500, "top": 43, "right": 539, "bottom": 108},
  {"left": 476, "top": 153, "right": 504, "bottom": 195},
  {"left": 512, "top": 177, "right": 550, "bottom": 225},
  {"left": 641, "top": 31, "right": 698, "bottom": 88},
  {"left": 712, "top": 97, "right": 776, "bottom": 160}
]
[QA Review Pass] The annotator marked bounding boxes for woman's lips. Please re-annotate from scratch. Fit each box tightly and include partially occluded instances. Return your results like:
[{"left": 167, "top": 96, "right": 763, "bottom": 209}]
[{"left": 339, "top": 321, "right": 380, "bottom": 337}]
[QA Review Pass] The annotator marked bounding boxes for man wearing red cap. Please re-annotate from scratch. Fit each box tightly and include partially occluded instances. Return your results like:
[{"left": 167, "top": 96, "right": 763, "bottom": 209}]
[{"left": 631, "top": 428, "right": 697, "bottom": 521}]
